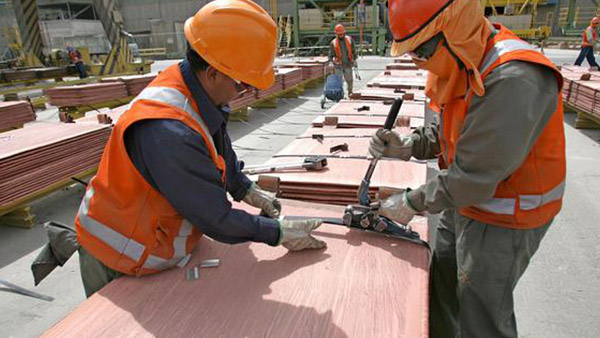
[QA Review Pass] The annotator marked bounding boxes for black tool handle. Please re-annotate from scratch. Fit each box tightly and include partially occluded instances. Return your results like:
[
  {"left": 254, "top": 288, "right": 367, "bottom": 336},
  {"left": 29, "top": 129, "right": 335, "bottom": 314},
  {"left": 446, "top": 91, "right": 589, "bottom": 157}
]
[{"left": 383, "top": 98, "right": 403, "bottom": 131}]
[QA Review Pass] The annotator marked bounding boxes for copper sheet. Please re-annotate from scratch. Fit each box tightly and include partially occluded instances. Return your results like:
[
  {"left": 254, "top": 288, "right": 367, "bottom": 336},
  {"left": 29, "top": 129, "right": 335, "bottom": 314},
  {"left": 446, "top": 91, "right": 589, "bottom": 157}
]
[
  {"left": 386, "top": 63, "right": 419, "bottom": 70},
  {"left": 324, "top": 100, "right": 425, "bottom": 118},
  {"left": 0, "top": 122, "right": 110, "bottom": 206},
  {"left": 350, "top": 87, "right": 427, "bottom": 102},
  {"left": 275, "top": 136, "right": 371, "bottom": 157},
  {"left": 41, "top": 199, "right": 429, "bottom": 338},
  {"left": 249, "top": 157, "right": 427, "bottom": 191},
  {"left": 312, "top": 114, "right": 424, "bottom": 129},
  {"left": 0, "top": 101, "right": 36, "bottom": 130},
  {"left": 367, "top": 77, "right": 427, "bottom": 90},
  {"left": 45, "top": 82, "right": 129, "bottom": 107},
  {"left": 101, "top": 74, "right": 157, "bottom": 96}
]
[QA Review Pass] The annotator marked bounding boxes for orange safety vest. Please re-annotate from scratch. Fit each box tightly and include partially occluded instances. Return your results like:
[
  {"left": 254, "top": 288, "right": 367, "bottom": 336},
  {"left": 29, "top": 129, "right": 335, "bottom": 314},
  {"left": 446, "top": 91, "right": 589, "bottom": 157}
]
[
  {"left": 582, "top": 26, "right": 598, "bottom": 47},
  {"left": 331, "top": 35, "right": 354, "bottom": 65},
  {"left": 75, "top": 64, "right": 227, "bottom": 276},
  {"left": 438, "top": 24, "right": 565, "bottom": 229}
]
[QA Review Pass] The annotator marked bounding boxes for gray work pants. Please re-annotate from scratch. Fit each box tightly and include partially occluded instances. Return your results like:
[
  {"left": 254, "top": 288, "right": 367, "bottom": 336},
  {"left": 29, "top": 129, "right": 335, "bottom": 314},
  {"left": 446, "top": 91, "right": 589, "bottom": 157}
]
[
  {"left": 429, "top": 209, "right": 551, "bottom": 338},
  {"left": 335, "top": 66, "right": 353, "bottom": 95},
  {"left": 78, "top": 247, "right": 123, "bottom": 298}
]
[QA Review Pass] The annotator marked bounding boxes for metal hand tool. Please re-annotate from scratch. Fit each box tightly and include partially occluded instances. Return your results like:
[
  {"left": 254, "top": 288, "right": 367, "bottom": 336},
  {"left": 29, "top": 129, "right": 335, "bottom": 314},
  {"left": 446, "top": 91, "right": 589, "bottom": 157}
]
[
  {"left": 357, "top": 98, "right": 403, "bottom": 205},
  {"left": 242, "top": 156, "right": 328, "bottom": 175},
  {"left": 0, "top": 278, "right": 54, "bottom": 301}
]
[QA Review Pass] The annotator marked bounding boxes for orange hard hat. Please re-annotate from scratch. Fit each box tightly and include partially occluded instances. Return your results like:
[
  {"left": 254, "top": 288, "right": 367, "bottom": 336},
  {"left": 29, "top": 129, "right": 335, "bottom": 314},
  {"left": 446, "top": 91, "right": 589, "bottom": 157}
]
[
  {"left": 592, "top": 17, "right": 600, "bottom": 25},
  {"left": 388, "top": 0, "right": 491, "bottom": 100},
  {"left": 184, "top": 0, "right": 277, "bottom": 90},
  {"left": 334, "top": 24, "right": 346, "bottom": 35}
]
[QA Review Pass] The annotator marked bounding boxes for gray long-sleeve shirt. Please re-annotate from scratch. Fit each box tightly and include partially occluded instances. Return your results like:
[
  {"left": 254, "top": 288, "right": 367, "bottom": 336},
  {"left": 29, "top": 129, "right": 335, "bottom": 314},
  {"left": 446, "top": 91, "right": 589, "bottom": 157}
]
[{"left": 408, "top": 61, "right": 560, "bottom": 214}]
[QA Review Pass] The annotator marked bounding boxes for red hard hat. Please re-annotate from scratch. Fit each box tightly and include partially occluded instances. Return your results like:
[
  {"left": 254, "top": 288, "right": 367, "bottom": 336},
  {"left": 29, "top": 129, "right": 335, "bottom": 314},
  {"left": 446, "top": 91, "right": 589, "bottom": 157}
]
[
  {"left": 334, "top": 24, "right": 346, "bottom": 35},
  {"left": 592, "top": 17, "right": 600, "bottom": 25}
]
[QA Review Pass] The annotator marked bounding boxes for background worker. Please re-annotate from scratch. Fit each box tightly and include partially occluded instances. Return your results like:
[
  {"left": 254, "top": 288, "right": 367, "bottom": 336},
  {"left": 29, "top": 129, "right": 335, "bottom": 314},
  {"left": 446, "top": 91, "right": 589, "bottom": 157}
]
[
  {"left": 575, "top": 17, "right": 600, "bottom": 68},
  {"left": 328, "top": 23, "right": 357, "bottom": 96},
  {"left": 369, "top": 0, "right": 565, "bottom": 337},
  {"left": 75, "top": 0, "right": 325, "bottom": 298},
  {"left": 66, "top": 44, "right": 88, "bottom": 78}
]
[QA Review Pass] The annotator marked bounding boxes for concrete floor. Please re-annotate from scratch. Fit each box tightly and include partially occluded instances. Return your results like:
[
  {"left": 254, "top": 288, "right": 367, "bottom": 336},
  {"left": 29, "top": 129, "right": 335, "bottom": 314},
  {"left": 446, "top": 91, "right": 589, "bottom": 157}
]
[{"left": 1, "top": 51, "right": 600, "bottom": 337}]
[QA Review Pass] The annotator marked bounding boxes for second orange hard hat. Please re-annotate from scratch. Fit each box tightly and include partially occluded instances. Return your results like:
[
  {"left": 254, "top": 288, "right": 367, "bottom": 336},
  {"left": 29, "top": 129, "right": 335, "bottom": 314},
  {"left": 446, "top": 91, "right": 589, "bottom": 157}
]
[
  {"left": 184, "top": 0, "right": 277, "bottom": 90},
  {"left": 334, "top": 24, "right": 346, "bottom": 35}
]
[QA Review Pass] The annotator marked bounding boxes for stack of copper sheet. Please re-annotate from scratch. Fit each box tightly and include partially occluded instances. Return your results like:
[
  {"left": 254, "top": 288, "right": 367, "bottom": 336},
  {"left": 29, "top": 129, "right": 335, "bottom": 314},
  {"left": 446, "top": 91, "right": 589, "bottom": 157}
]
[
  {"left": 279, "top": 63, "right": 325, "bottom": 80},
  {"left": 0, "top": 101, "right": 36, "bottom": 130},
  {"left": 229, "top": 91, "right": 259, "bottom": 111},
  {"left": 350, "top": 87, "right": 427, "bottom": 101},
  {"left": 561, "top": 66, "right": 600, "bottom": 119},
  {"left": 367, "top": 76, "right": 427, "bottom": 90},
  {"left": 250, "top": 157, "right": 426, "bottom": 205},
  {"left": 311, "top": 100, "right": 425, "bottom": 129},
  {"left": 247, "top": 98, "right": 427, "bottom": 205},
  {"left": 256, "top": 73, "right": 284, "bottom": 99},
  {"left": 101, "top": 74, "right": 157, "bottom": 96},
  {"left": 45, "top": 82, "right": 129, "bottom": 107},
  {"left": 41, "top": 199, "right": 430, "bottom": 338},
  {"left": 0, "top": 122, "right": 111, "bottom": 208},
  {"left": 277, "top": 68, "right": 303, "bottom": 89},
  {"left": 386, "top": 62, "right": 418, "bottom": 70}
]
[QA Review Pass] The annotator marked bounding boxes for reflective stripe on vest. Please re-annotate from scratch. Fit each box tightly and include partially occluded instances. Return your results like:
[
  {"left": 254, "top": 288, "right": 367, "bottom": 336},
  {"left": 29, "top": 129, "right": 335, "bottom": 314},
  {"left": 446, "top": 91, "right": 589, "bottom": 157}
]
[
  {"left": 476, "top": 180, "right": 566, "bottom": 215},
  {"left": 79, "top": 181, "right": 194, "bottom": 270},
  {"left": 129, "top": 86, "right": 218, "bottom": 156},
  {"left": 479, "top": 39, "right": 537, "bottom": 76},
  {"left": 468, "top": 38, "right": 565, "bottom": 215}
]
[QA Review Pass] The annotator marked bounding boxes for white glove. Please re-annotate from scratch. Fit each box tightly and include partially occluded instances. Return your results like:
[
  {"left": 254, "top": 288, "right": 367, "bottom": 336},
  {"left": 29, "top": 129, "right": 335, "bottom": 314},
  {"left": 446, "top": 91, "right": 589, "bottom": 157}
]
[
  {"left": 377, "top": 191, "right": 419, "bottom": 225},
  {"left": 243, "top": 183, "right": 281, "bottom": 218},
  {"left": 369, "top": 128, "right": 415, "bottom": 161},
  {"left": 278, "top": 218, "right": 327, "bottom": 251}
]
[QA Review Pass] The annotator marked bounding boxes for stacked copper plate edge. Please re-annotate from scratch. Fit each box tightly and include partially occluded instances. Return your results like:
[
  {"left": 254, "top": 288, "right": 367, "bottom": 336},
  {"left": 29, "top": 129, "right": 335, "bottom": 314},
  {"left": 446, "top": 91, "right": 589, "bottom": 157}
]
[
  {"left": 277, "top": 68, "right": 303, "bottom": 89},
  {"left": 279, "top": 63, "right": 325, "bottom": 81},
  {"left": 0, "top": 101, "right": 36, "bottom": 131},
  {"left": 350, "top": 87, "right": 427, "bottom": 101},
  {"left": 386, "top": 63, "right": 419, "bottom": 70},
  {"left": 311, "top": 100, "right": 425, "bottom": 129},
  {"left": 45, "top": 82, "right": 129, "bottom": 107},
  {"left": 561, "top": 66, "right": 600, "bottom": 119},
  {"left": 101, "top": 74, "right": 157, "bottom": 96},
  {"left": 0, "top": 122, "right": 111, "bottom": 207},
  {"left": 256, "top": 73, "right": 284, "bottom": 99}
]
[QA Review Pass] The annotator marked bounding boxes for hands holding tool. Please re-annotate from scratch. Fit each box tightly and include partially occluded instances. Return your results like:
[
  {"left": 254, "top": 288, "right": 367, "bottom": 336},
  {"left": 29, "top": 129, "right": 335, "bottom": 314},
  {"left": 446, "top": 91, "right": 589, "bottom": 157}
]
[
  {"left": 374, "top": 190, "right": 419, "bottom": 226},
  {"left": 369, "top": 128, "right": 416, "bottom": 161},
  {"left": 278, "top": 218, "right": 327, "bottom": 251},
  {"left": 243, "top": 183, "right": 281, "bottom": 218}
]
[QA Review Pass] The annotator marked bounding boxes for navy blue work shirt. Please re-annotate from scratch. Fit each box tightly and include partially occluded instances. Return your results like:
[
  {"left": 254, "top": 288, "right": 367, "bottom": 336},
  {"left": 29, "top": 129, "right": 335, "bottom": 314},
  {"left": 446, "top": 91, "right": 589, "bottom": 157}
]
[{"left": 123, "top": 63, "right": 280, "bottom": 246}]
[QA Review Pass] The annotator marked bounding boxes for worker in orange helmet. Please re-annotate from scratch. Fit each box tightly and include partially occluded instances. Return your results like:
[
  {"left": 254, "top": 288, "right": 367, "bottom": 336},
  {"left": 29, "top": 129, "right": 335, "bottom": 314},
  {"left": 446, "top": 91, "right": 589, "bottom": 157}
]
[
  {"left": 329, "top": 23, "right": 357, "bottom": 96},
  {"left": 574, "top": 16, "right": 600, "bottom": 68},
  {"left": 73, "top": 0, "right": 325, "bottom": 297},
  {"left": 369, "top": 0, "right": 565, "bottom": 337}
]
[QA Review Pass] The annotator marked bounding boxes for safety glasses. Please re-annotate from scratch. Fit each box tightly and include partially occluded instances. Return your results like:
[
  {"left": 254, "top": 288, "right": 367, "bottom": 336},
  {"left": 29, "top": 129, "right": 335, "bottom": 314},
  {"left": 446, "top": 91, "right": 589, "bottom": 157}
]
[
  {"left": 408, "top": 33, "right": 445, "bottom": 62},
  {"left": 388, "top": 0, "right": 454, "bottom": 42},
  {"left": 232, "top": 77, "right": 251, "bottom": 94}
]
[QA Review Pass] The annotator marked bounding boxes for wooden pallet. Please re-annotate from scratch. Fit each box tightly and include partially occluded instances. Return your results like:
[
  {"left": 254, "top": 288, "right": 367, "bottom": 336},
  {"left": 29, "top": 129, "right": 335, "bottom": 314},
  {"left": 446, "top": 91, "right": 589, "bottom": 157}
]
[
  {"left": 58, "top": 95, "right": 135, "bottom": 116},
  {"left": 564, "top": 102, "right": 600, "bottom": 129},
  {"left": 0, "top": 206, "right": 36, "bottom": 228}
]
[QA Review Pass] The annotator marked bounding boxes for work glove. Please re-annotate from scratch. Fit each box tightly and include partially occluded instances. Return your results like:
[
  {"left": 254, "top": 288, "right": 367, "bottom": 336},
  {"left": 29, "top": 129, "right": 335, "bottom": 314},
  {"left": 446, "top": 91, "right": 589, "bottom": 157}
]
[
  {"left": 376, "top": 191, "right": 419, "bottom": 226},
  {"left": 243, "top": 183, "right": 281, "bottom": 218},
  {"left": 369, "top": 128, "right": 415, "bottom": 161},
  {"left": 278, "top": 218, "right": 327, "bottom": 251}
]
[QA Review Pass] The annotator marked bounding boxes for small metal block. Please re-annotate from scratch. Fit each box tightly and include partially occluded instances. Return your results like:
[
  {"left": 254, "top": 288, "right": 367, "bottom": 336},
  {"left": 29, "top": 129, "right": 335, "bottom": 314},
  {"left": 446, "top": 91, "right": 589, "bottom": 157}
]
[
  {"left": 200, "top": 259, "right": 220, "bottom": 268},
  {"left": 185, "top": 267, "right": 199, "bottom": 281}
]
